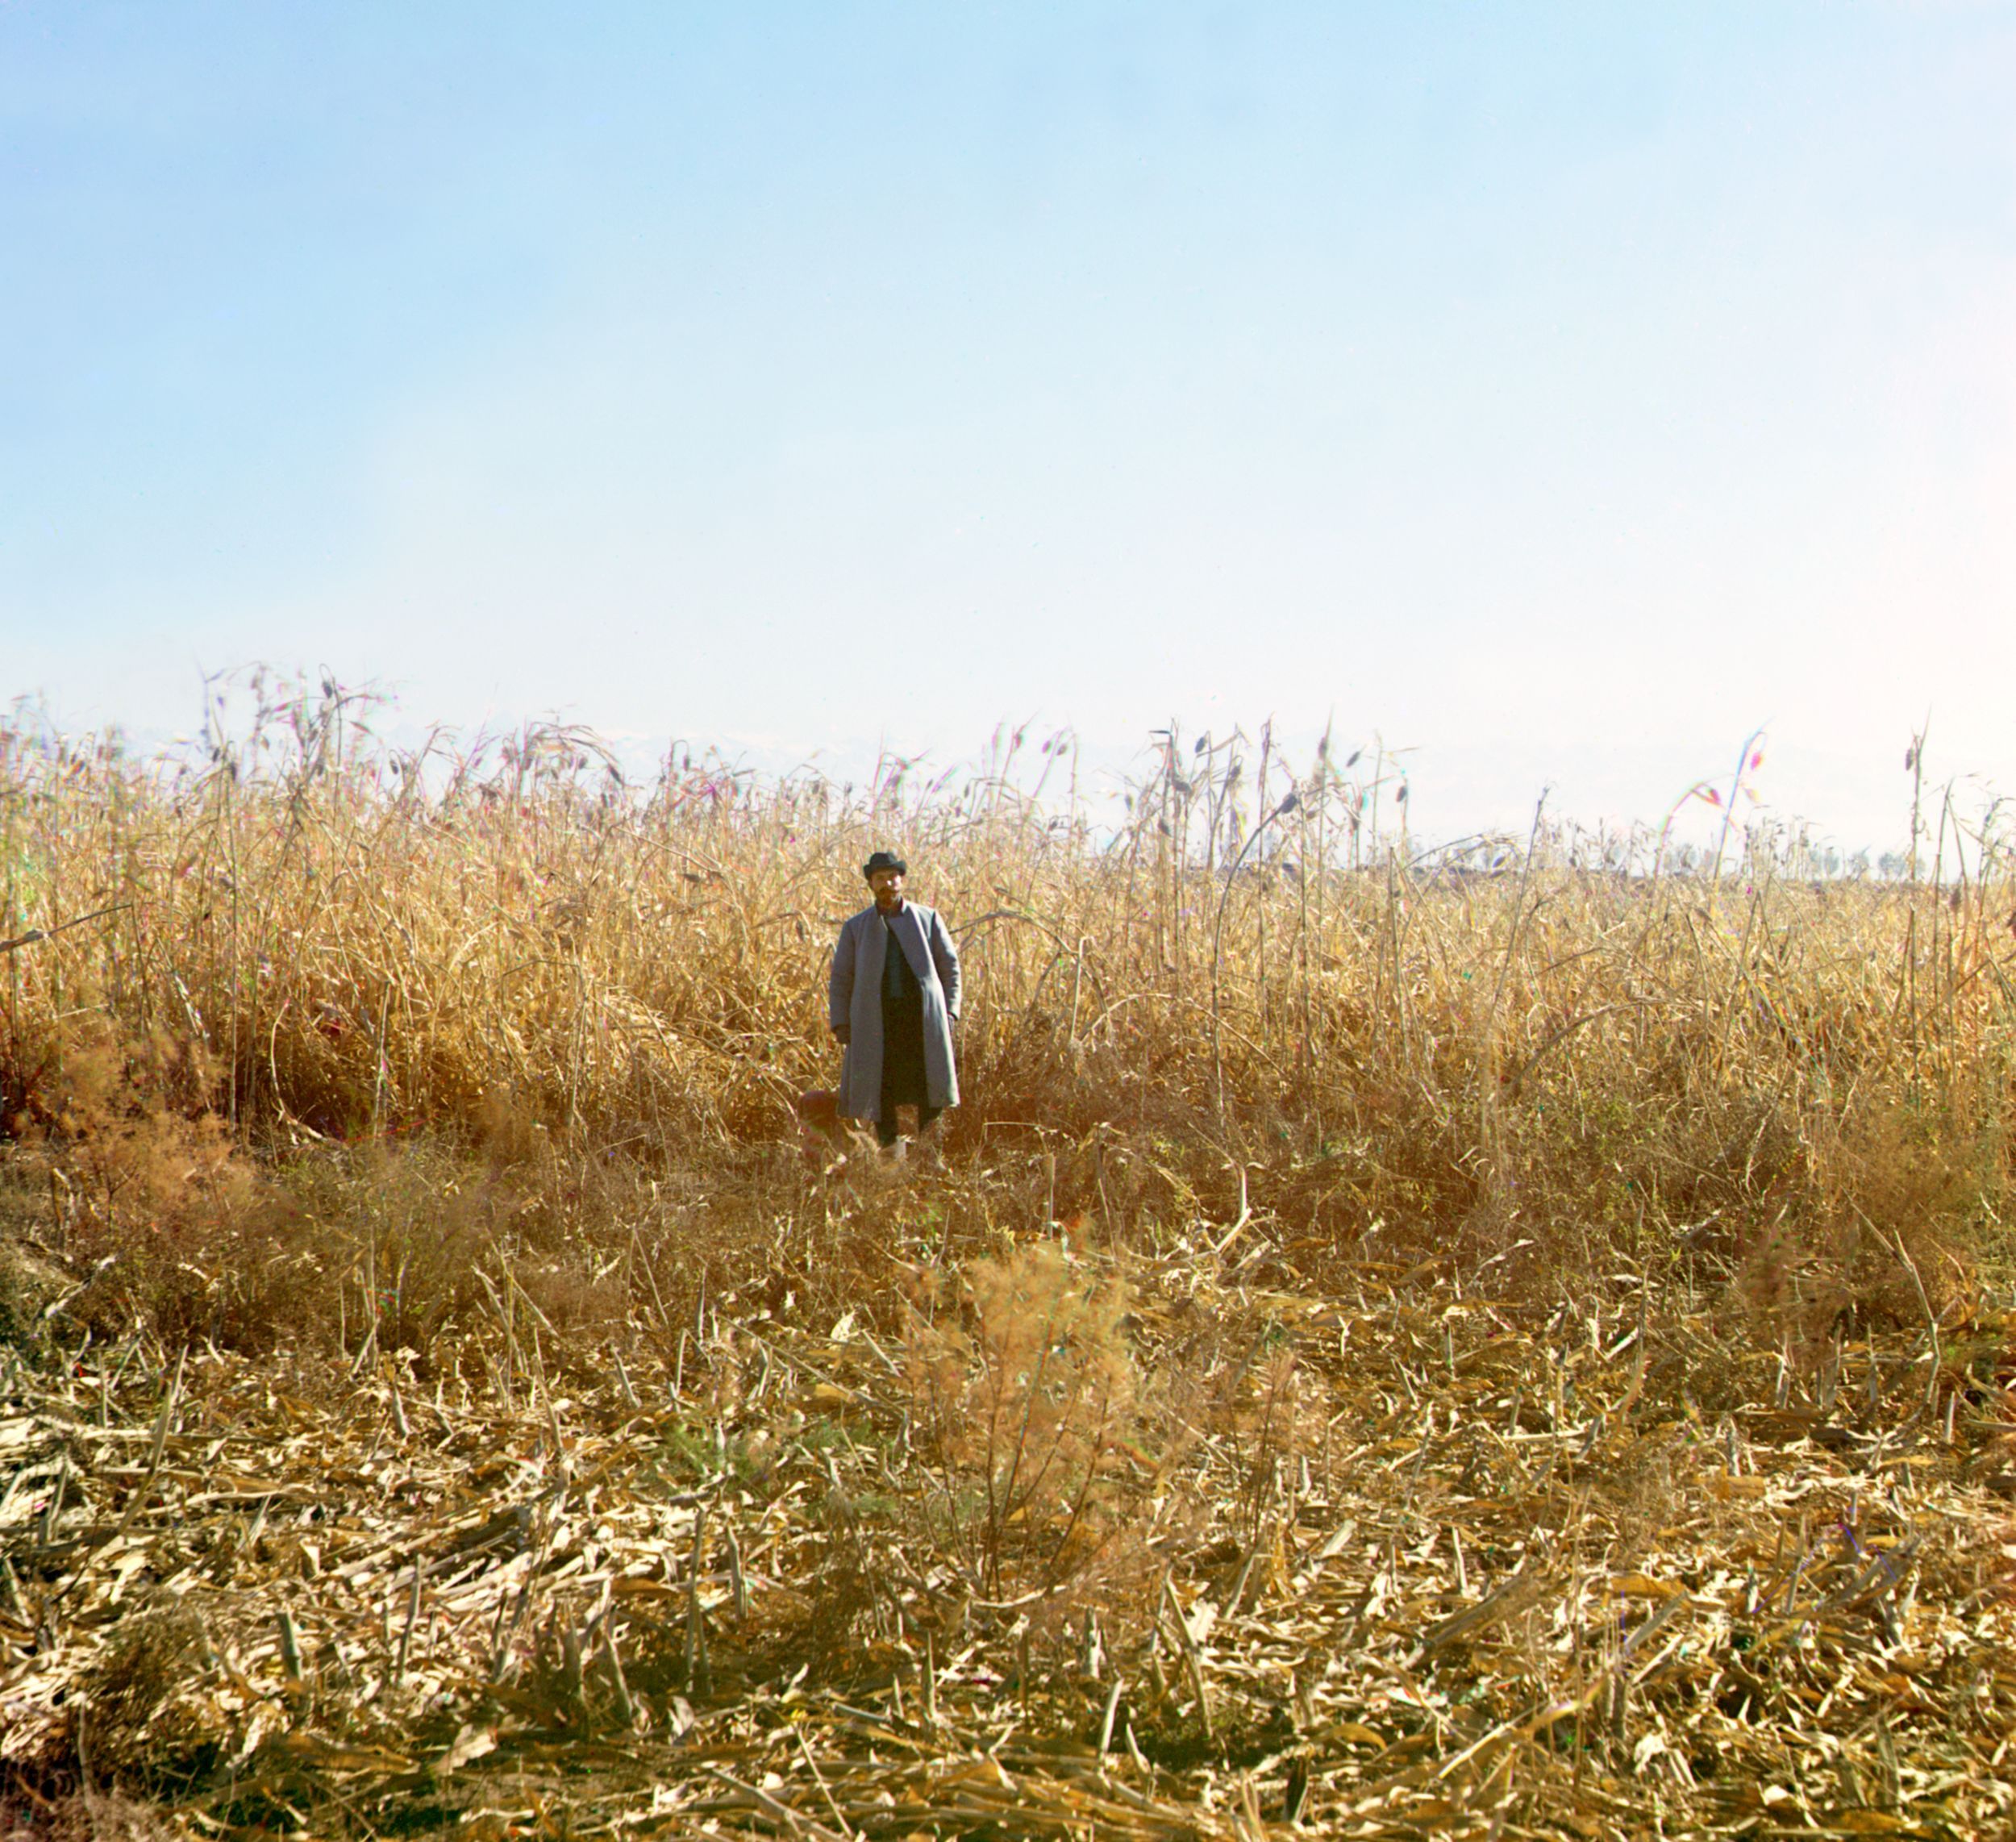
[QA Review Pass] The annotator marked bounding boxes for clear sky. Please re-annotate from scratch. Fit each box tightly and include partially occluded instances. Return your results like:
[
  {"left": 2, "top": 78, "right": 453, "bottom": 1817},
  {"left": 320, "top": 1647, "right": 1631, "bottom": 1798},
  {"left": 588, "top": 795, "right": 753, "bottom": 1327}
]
[{"left": 4, "top": 3, "right": 2013, "bottom": 848}]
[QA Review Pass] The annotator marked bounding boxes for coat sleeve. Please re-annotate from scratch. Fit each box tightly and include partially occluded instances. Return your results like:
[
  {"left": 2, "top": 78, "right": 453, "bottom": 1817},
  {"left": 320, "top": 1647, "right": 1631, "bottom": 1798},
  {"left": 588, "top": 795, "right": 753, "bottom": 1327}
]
[
  {"left": 928, "top": 908, "right": 961, "bottom": 1022},
  {"left": 829, "top": 918, "right": 856, "bottom": 1033}
]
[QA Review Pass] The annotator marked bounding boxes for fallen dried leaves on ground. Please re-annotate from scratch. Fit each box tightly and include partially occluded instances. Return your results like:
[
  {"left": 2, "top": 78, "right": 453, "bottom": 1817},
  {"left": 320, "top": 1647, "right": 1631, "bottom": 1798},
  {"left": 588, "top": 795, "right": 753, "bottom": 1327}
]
[{"left": 6, "top": 1181, "right": 2016, "bottom": 1841}]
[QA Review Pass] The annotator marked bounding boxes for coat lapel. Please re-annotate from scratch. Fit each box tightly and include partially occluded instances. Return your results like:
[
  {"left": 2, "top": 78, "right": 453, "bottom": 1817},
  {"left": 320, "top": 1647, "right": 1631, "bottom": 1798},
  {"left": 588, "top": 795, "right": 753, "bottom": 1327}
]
[
  {"left": 895, "top": 902, "right": 931, "bottom": 975},
  {"left": 860, "top": 907, "right": 889, "bottom": 986}
]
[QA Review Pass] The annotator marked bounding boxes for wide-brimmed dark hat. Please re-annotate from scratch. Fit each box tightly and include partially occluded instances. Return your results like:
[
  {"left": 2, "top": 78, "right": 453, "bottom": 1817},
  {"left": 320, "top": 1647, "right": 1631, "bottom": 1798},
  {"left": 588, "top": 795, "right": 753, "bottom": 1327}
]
[{"left": 862, "top": 850, "right": 908, "bottom": 881}]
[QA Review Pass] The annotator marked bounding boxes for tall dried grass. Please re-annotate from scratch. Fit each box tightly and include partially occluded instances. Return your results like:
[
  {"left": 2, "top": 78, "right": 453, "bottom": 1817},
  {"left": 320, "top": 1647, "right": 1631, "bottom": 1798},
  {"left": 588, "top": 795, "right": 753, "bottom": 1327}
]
[{"left": 0, "top": 681, "right": 2010, "bottom": 1354}]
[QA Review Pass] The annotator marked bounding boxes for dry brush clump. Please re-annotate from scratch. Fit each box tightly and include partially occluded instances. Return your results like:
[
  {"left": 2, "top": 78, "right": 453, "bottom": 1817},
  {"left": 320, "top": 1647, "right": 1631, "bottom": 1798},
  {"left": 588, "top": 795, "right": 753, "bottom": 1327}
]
[{"left": 904, "top": 1242, "right": 1153, "bottom": 1616}]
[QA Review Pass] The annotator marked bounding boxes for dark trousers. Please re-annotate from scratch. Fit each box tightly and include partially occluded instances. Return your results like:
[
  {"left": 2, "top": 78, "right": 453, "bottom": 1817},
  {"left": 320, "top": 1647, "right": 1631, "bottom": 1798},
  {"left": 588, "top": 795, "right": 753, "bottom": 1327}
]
[
  {"left": 876, "top": 1103, "right": 941, "bottom": 1149},
  {"left": 877, "top": 993, "right": 933, "bottom": 1148}
]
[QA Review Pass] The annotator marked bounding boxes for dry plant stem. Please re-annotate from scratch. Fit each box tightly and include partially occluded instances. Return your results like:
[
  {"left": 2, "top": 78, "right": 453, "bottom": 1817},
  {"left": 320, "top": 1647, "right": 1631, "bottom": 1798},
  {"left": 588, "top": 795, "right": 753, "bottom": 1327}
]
[
  {"left": 1475, "top": 790, "right": 1547, "bottom": 1190},
  {"left": 1884, "top": 1222, "right": 1944, "bottom": 1409},
  {"left": 1707, "top": 727, "right": 1766, "bottom": 894},
  {"left": 1208, "top": 794, "right": 1287, "bottom": 1128}
]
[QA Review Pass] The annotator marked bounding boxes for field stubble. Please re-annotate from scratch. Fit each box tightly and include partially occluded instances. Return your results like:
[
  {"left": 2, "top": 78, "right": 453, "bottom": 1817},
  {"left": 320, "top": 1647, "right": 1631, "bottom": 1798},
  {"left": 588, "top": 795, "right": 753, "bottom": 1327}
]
[{"left": 2, "top": 690, "right": 2015, "bottom": 1838}]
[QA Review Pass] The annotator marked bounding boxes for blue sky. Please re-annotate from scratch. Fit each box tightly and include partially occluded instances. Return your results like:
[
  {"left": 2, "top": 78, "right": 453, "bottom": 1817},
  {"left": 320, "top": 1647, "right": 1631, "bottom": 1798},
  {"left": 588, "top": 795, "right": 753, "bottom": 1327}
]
[{"left": 4, "top": 2, "right": 2014, "bottom": 846}]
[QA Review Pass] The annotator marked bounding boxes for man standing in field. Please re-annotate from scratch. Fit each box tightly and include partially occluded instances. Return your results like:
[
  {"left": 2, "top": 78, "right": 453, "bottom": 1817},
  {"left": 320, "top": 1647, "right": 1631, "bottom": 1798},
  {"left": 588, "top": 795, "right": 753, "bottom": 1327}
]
[{"left": 830, "top": 851, "right": 960, "bottom": 1156}]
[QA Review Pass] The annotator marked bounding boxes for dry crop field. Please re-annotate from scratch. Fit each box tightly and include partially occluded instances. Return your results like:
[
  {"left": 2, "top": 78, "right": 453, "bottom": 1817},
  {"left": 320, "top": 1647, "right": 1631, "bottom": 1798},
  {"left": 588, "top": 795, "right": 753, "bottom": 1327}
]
[{"left": 3, "top": 688, "right": 2016, "bottom": 1840}]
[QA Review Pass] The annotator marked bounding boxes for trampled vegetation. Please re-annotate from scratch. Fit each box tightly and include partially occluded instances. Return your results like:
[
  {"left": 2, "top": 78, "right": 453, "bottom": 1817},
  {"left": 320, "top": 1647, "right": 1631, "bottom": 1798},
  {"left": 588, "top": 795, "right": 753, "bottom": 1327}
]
[{"left": 2, "top": 684, "right": 2014, "bottom": 1839}]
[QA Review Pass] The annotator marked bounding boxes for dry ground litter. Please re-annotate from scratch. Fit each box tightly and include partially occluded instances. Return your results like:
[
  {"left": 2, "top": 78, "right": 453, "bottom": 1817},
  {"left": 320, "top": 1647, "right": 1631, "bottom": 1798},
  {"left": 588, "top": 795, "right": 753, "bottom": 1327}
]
[{"left": 6, "top": 1159, "right": 2016, "bottom": 1839}]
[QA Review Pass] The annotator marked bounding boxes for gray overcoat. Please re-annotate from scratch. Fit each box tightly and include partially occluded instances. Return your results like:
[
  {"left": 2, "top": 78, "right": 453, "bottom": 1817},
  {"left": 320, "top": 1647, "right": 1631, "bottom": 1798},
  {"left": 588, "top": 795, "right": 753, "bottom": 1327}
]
[{"left": 828, "top": 902, "right": 961, "bottom": 1121}]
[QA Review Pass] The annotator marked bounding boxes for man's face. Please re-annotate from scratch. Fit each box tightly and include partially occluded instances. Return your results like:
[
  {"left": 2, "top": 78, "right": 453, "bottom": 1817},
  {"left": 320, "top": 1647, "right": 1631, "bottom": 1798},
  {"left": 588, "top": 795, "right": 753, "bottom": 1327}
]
[{"left": 869, "top": 867, "right": 906, "bottom": 909}]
